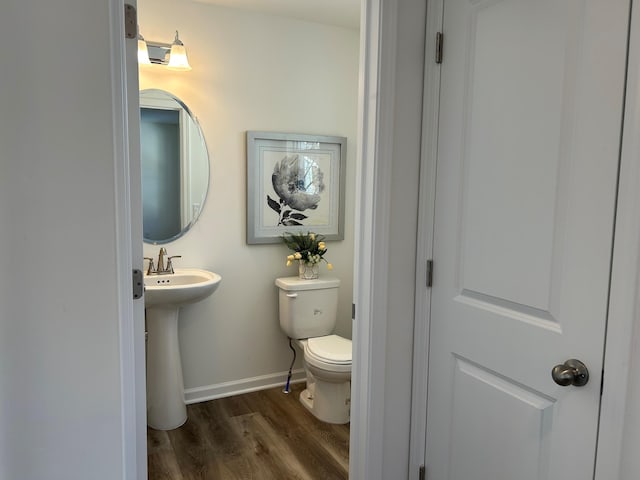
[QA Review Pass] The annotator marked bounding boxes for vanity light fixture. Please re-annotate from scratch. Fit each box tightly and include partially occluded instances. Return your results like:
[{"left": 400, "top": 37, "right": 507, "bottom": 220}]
[{"left": 138, "top": 30, "right": 192, "bottom": 71}]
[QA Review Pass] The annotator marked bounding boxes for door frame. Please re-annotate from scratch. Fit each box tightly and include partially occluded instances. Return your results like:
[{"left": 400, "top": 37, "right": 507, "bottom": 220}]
[
  {"left": 408, "top": 0, "right": 442, "bottom": 474},
  {"left": 409, "top": 0, "right": 639, "bottom": 478},
  {"left": 352, "top": 0, "right": 430, "bottom": 476},
  {"left": 113, "top": 0, "right": 397, "bottom": 478},
  {"left": 350, "top": 0, "right": 403, "bottom": 477},
  {"left": 111, "top": 1, "right": 147, "bottom": 479},
  {"left": 594, "top": 1, "right": 639, "bottom": 477}
]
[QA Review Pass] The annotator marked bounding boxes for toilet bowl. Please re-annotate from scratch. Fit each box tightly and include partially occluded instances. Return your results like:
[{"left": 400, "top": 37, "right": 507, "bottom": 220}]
[
  {"left": 275, "top": 276, "right": 352, "bottom": 424},
  {"left": 298, "top": 335, "right": 351, "bottom": 424}
]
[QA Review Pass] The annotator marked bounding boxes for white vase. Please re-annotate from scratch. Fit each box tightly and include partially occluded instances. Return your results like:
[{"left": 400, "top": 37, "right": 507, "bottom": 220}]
[{"left": 298, "top": 261, "right": 319, "bottom": 280}]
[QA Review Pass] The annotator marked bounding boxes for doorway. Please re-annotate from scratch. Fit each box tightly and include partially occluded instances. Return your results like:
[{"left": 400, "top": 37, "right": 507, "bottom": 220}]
[{"left": 135, "top": 0, "right": 361, "bottom": 478}]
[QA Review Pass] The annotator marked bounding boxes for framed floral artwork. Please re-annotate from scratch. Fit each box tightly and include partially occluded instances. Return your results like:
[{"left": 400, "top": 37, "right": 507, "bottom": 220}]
[{"left": 246, "top": 131, "right": 346, "bottom": 244}]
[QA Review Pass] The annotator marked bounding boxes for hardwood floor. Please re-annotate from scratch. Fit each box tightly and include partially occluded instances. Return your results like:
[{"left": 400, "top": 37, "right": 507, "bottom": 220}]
[{"left": 147, "top": 383, "right": 350, "bottom": 479}]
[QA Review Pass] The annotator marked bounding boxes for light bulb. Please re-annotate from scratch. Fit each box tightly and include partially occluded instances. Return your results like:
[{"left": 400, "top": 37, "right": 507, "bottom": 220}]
[
  {"left": 137, "top": 34, "right": 151, "bottom": 65},
  {"left": 167, "top": 31, "right": 192, "bottom": 71}
]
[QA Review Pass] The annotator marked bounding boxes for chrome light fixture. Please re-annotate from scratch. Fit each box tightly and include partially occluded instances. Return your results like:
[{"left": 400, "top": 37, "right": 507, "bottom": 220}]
[{"left": 137, "top": 30, "right": 192, "bottom": 71}]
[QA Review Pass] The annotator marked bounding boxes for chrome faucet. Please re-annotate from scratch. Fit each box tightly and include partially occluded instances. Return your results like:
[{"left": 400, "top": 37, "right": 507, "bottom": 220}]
[
  {"left": 144, "top": 248, "right": 181, "bottom": 275},
  {"left": 157, "top": 247, "right": 167, "bottom": 273}
]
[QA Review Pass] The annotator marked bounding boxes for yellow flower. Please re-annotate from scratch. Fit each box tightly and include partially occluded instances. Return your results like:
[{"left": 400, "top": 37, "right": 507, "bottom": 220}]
[
  {"left": 318, "top": 241, "right": 326, "bottom": 250},
  {"left": 310, "top": 233, "right": 315, "bottom": 240},
  {"left": 286, "top": 260, "right": 292, "bottom": 267},
  {"left": 287, "top": 255, "right": 294, "bottom": 261},
  {"left": 294, "top": 252, "right": 302, "bottom": 260},
  {"left": 327, "top": 263, "right": 334, "bottom": 270}
]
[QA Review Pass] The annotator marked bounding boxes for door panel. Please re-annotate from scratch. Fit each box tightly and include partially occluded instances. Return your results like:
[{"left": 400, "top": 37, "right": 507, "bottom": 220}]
[
  {"left": 461, "top": 0, "right": 570, "bottom": 311},
  {"left": 449, "top": 358, "right": 554, "bottom": 480},
  {"left": 425, "top": 1, "right": 629, "bottom": 479}
]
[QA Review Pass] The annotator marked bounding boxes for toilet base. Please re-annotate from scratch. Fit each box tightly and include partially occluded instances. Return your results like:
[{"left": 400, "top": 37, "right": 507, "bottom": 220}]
[{"left": 299, "top": 380, "right": 350, "bottom": 424}]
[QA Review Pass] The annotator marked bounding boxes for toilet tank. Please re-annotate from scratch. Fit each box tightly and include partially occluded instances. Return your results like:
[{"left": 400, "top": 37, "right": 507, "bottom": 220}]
[{"left": 275, "top": 277, "right": 341, "bottom": 339}]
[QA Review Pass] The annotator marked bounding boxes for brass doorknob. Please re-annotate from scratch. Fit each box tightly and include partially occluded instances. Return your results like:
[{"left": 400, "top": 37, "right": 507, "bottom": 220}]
[{"left": 551, "top": 359, "right": 589, "bottom": 387}]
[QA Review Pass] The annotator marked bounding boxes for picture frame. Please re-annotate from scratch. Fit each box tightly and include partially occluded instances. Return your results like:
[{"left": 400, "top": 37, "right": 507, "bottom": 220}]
[{"left": 247, "top": 131, "right": 346, "bottom": 244}]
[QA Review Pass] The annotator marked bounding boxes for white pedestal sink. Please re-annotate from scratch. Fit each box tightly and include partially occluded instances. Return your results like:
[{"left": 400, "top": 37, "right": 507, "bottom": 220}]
[{"left": 144, "top": 268, "right": 221, "bottom": 430}]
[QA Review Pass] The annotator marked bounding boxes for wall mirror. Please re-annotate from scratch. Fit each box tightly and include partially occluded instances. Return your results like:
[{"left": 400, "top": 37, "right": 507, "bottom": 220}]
[{"left": 140, "top": 89, "right": 209, "bottom": 243}]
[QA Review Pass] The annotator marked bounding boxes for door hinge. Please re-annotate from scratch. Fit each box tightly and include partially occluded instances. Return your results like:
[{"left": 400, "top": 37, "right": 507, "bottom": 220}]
[
  {"left": 352, "top": 303, "right": 356, "bottom": 320},
  {"left": 419, "top": 464, "right": 426, "bottom": 480},
  {"left": 132, "top": 269, "right": 144, "bottom": 300},
  {"left": 435, "top": 32, "right": 443, "bottom": 64},
  {"left": 124, "top": 4, "right": 137, "bottom": 39},
  {"left": 426, "top": 259, "right": 433, "bottom": 288}
]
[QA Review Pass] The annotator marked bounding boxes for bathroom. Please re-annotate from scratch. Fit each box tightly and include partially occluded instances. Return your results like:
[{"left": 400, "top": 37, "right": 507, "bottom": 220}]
[
  {"left": 9, "top": 1, "right": 640, "bottom": 479},
  {"left": 138, "top": 0, "right": 360, "bottom": 476}
]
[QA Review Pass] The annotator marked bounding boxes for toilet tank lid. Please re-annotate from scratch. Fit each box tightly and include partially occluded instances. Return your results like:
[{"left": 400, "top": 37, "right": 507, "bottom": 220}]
[{"left": 275, "top": 276, "right": 340, "bottom": 291}]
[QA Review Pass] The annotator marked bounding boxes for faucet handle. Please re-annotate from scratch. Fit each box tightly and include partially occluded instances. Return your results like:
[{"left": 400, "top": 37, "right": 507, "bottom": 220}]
[
  {"left": 166, "top": 255, "right": 182, "bottom": 274},
  {"left": 144, "top": 257, "right": 155, "bottom": 275}
]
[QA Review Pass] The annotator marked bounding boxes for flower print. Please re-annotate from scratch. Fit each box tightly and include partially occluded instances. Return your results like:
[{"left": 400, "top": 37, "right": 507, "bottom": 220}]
[{"left": 272, "top": 155, "right": 325, "bottom": 212}]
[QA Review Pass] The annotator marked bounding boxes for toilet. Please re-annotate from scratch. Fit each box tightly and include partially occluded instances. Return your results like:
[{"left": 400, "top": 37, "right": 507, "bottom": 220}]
[{"left": 275, "top": 276, "right": 351, "bottom": 424}]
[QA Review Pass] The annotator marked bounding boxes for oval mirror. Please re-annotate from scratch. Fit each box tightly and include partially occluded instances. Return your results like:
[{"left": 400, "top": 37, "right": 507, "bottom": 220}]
[{"left": 139, "top": 89, "right": 209, "bottom": 244}]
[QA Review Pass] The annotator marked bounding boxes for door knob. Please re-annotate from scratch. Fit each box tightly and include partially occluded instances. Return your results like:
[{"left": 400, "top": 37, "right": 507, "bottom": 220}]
[{"left": 551, "top": 359, "right": 589, "bottom": 387}]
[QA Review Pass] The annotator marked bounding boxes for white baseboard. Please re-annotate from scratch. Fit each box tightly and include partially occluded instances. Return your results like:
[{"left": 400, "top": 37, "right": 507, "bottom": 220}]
[{"left": 184, "top": 368, "right": 307, "bottom": 404}]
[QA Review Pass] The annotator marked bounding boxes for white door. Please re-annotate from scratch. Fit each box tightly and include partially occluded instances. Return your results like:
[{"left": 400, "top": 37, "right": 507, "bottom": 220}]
[{"left": 425, "top": 1, "right": 630, "bottom": 479}]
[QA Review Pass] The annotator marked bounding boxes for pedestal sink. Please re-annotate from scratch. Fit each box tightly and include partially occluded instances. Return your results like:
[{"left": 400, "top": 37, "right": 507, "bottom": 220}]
[{"left": 144, "top": 268, "right": 221, "bottom": 430}]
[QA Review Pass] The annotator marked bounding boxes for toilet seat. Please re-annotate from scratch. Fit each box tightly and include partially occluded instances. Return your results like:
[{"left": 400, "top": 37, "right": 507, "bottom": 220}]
[{"left": 304, "top": 335, "right": 352, "bottom": 373}]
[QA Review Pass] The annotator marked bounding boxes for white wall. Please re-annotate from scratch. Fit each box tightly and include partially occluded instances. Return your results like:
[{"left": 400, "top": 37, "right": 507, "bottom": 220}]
[
  {"left": 0, "top": 1, "right": 130, "bottom": 479},
  {"left": 138, "top": 0, "right": 359, "bottom": 396}
]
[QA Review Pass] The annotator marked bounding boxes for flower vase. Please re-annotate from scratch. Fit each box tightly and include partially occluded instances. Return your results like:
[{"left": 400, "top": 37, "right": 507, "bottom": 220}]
[{"left": 298, "top": 261, "right": 319, "bottom": 280}]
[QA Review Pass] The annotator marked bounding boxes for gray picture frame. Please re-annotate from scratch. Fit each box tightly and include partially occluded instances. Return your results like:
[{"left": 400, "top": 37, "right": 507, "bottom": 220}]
[{"left": 247, "top": 131, "right": 346, "bottom": 244}]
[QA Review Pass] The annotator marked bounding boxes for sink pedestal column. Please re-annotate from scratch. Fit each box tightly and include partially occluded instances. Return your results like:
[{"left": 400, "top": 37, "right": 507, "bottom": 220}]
[{"left": 146, "top": 306, "right": 187, "bottom": 430}]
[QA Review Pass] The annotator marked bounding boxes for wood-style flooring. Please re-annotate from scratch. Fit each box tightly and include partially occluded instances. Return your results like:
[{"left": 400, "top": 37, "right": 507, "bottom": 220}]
[{"left": 147, "top": 383, "right": 350, "bottom": 480}]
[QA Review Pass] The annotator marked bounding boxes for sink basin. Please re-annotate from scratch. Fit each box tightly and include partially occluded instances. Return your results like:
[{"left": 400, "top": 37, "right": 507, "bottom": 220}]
[
  {"left": 144, "top": 268, "right": 222, "bottom": 430},
  {"left": 144, "top": 268, "right": 222, "bottom": 307}
]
